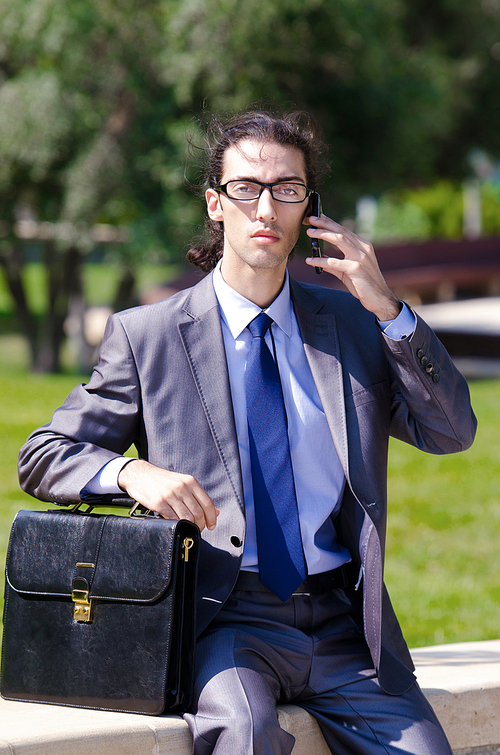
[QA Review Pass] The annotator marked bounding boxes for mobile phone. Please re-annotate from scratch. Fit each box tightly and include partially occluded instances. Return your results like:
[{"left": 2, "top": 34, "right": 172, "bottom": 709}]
[{"left": 310, "top": 192, "right": 322, "bottom": 275}]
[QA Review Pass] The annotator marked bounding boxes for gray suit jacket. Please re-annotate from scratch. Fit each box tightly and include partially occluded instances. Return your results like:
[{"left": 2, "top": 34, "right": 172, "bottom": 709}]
[{"left": 18, "top": 274, "right": 476, "bottom": 694}]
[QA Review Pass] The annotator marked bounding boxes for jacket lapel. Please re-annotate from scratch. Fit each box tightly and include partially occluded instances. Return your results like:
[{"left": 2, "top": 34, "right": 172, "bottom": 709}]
[
  {"left": 178, "top": 275, "right": 245, "bottom": 512},
  {"left": 177, "top": 275, "right": 351, "bottom": 513},
  {"left": 290, "top": 279, "right": 350, "bottom": 481}
]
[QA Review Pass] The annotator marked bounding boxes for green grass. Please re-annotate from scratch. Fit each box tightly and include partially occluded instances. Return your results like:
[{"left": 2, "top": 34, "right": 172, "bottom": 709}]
[
  {"left": 0, "top": 344, "right": 498, "bottom": 649},
  {"left": 0, "top": 262, "right": 182, "bottom": 317},
  {"left": 0, "top": 363, "right": 90, "bottom": 578},
  {"left": 385, "top": 379, "right": 500, "bottom": 648}
]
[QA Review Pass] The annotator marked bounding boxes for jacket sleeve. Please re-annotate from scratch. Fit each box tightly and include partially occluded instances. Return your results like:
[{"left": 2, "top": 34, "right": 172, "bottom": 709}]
[
  {"left": 382, "top": 312, "right": 477, "bottom": 454},
  {"left": 18, "top": 314, "right": 142, "bottom": 504}
]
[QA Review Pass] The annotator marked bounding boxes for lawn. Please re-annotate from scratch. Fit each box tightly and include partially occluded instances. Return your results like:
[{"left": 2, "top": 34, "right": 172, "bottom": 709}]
[
  {"left": 0, "top": 334, "right": 499, "bottom": 649},
  {"left": 385, "top": 378, "right": 500, "bottom": 647},
  {"left": 0, "top": 262, "right": 182, "bottom": 316}
]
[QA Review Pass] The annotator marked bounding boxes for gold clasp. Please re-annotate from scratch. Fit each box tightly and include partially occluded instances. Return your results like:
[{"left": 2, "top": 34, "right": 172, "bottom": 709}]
[
  {"left": 72, "top": 588, "right": 93, "bottom": 623},
  {"left": 182, "top": 537, "right": 194, "bottom": 563}
]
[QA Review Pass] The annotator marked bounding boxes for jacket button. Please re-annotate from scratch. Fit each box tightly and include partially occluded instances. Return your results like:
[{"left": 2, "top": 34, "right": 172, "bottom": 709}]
[
  {"left": 425, "top": 363, "right": 434, "bottom": 374},
  {"left": 231, "top": 536, "right": 242, "bottom": 547},
  {"left": 420, "top": 355, "right": 428, "bottom": 366},
  {"left": 432, "top": 373, "right": 440, "bottom": 383},
  {"left": 417, "top": 349, "right": 424, "bottom": 359}
]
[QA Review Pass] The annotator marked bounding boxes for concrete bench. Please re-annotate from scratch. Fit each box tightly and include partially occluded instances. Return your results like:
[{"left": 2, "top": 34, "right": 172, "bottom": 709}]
[{"left": 1, "top": 639, "right": 499, "bottom": 755}]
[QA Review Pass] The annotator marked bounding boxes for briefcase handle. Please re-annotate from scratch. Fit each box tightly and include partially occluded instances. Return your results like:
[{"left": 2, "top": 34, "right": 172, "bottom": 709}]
[{"left": 61, "top": 497, "right": 160, "bottom": 518}]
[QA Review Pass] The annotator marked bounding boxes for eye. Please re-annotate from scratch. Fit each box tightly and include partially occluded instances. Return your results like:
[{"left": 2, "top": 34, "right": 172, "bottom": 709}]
[
  {"left": 274, "top": 183, "right": 301, "bottom": 197},
  {"left": 229, "top": 181, "right": 259, "bottom": 197}
]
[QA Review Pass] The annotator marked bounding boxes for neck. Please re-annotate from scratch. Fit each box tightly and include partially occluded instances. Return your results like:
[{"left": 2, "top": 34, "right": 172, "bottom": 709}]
[{"left": 219, "top": 259, "right": 287, "bottom": 309}]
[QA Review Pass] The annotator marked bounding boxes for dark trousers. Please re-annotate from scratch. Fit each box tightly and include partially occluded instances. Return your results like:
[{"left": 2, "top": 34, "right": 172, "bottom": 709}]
[{"left": 184, "top": 586, "right": 453, "bottom": 755}]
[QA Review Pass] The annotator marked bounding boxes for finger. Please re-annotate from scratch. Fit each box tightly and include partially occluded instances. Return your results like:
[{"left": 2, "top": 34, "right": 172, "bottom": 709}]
[
  {"left": 303, "top": 210, "right": 323, "bottom": 226},
  {"left": 156, "top": 496, "right": 208, "bottom": 530},
  {"left": 307, "top": 213, "right": 358, "bottom": 237},
  {"left": 307, "top": 217, "right": 372, "bottom": 255},
  {"left": 305, "top": 254, "right": 349, "bottom": 276},
  {"left": 169, "top": 477, "right": 219, "bottom": 531},
  {"left": 119, "top": 462, "right": 220, "bottom": 532},
  {"left": 189, "top": 482, "right": 220, "bottom": 531},
  {"left": 307, "top": 228, "right": 364, "bottom": 259},
  {"left": 155, "top": 489, "right": 218, "bottom": 532}
]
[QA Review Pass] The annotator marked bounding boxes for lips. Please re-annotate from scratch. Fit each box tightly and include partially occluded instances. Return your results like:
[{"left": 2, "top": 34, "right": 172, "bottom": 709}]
[{"left": 251, "top": 229, "right": 280, "bottom": 243}]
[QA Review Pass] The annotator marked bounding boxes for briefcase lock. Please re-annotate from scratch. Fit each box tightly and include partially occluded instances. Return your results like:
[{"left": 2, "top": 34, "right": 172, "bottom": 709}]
[
  {"left": 182, "top": 537, "right": 194, "bottom": 563},
  {"left": 72, "top": 588, "right": 93, "bottom": 623}
]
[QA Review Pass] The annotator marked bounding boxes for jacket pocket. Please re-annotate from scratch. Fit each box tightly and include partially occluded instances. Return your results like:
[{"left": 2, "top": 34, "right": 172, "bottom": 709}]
[{"left": 345, "top": 380, "right": 391, "bottom": 413}]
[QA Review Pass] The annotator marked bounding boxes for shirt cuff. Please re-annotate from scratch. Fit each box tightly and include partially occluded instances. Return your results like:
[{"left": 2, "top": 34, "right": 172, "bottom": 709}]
[
  {"left": 83, "top": 457, "right": 133, "bottom": 496},
  {"left": 378, "top": 302, "right": 416, "bottom": 341}
]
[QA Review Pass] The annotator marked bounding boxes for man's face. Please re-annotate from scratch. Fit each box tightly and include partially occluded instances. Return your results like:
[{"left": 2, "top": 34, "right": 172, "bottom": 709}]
[{"left": 206, "top": 139, "right": 309, "bottom": 277}]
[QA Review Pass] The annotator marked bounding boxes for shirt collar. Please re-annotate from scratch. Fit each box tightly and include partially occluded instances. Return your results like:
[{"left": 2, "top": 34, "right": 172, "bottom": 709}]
[{"left": 212, "top": 261, "right": 293, "bottom": 340}]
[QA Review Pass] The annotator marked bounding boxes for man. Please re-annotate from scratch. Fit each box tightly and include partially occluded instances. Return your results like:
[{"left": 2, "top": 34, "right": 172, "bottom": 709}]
[{"left": 19, "top": 110, "right": 476, "bottom": 754}]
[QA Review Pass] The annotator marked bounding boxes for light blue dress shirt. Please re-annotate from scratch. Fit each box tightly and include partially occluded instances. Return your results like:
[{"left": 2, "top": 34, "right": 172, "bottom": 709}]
[
  {"left": 212, "top": 264, "right": 415, "bottom": 573},
  {"left": 86, "top": 265, "right": 416, "bottom": 576}
]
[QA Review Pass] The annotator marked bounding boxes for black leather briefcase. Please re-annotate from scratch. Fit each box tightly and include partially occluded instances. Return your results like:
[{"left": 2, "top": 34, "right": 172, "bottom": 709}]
[{"left": 1, "top": 505, "right": 200, "bottom": 715}]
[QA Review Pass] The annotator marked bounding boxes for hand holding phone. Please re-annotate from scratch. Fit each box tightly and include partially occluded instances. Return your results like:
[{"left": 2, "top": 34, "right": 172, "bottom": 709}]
[{"left": 310, "top": 192, "right": 322, "bottom": 275}]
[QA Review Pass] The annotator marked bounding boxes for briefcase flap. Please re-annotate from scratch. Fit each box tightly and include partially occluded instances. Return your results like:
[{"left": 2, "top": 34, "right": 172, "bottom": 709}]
[{"left": 5, "top": 509, "right": 193, "bottom": 602}]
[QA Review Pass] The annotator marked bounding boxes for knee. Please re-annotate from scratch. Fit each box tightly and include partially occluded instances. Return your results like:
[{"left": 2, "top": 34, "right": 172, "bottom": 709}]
[{"left": 186, "top": 703, "right": 294, "bottom": 754}]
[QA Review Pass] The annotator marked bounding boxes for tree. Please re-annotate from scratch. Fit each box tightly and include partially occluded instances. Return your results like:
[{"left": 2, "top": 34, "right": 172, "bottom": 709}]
[
  {"left": 2, "top": 0, "right": 500, "bottom": 371},
  {"left": 0, "top": 0, "right": 191, "bottom": 371},
  {"left": 159, "top": 0, "right": 500, "bottom": 210}
]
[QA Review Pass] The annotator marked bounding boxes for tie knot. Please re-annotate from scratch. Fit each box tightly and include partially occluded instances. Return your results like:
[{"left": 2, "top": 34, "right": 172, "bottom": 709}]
[{"left": 248, "top": 312, "right": 273, "bottom": 339}]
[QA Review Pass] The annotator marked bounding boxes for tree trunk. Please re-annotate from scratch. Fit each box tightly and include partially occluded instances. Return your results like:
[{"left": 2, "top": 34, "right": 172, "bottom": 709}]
[
  {"left": 0, "top": 243, "right": 39, "bottom": 370},
  {"left": 34, "top": 243, "right": 84, "bottom": 373},
  {"left": 113, "top": 265, "right": 137, "bottom": 313},
  {"left": 0, "top": 239, "right": 85, "bottom": 374}
]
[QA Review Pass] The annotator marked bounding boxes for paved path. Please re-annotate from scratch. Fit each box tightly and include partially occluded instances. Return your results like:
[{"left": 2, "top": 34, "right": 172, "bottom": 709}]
[
  {"left": 416, "top": 297, "right": 500, "bottom": 378},
  {"left": 416, "top": 297, "right": 500, "bottom": 335}
]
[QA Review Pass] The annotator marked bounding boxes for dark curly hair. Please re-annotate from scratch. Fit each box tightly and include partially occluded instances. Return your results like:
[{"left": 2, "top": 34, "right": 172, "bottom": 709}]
[{"left": 187, "top": 109, "right": 329, "bottom": 272}]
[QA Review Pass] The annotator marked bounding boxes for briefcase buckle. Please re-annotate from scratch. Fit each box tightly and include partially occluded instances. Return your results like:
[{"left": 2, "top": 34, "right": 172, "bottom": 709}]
[{"left": 72, "top": 589, "right": 93, "bottom": 623}]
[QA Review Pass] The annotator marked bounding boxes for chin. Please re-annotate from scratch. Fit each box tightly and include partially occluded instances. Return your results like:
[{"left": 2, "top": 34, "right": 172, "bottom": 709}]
[{"left": 246, "top": 248, "right": 291, "bottom": 270}]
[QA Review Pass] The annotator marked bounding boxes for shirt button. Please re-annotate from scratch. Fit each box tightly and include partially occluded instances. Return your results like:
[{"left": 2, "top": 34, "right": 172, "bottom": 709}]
[{"left": 231, "top": 536, "right": 242, "bottom": 548}]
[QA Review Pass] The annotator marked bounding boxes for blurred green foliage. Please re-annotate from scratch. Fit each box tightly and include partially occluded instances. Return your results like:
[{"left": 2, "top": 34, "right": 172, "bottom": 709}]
[
  {"left": 372, "top": 179, "right": 500, "bottom": 243},
  {"left": 1, "top": 0, "right": 500, "bottom": 371},
  {"left": 405, "top": 182, "right": 466, "bottom": 240},
  {"left": 3, "top": 0, "right": 498, "bottom": 240}
]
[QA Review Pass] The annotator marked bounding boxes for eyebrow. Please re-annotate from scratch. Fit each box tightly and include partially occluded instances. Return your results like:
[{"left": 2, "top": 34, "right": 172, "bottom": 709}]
[{"left": 227, "top": 175, "right": 307, "bottom": 184}]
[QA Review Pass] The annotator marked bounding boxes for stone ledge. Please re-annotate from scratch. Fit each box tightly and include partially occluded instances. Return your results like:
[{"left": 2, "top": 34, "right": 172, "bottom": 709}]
[
  {"left": 0, "top": 639, "right": 499, "bottom": 754},
  {"left": 412, "top": 639, "right": 500, "bottom": 755}
]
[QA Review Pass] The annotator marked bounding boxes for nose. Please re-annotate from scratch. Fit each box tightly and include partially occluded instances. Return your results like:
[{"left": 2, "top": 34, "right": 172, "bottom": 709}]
[{"left": 256, "top": 188, "right": 277, "bottom": 222}]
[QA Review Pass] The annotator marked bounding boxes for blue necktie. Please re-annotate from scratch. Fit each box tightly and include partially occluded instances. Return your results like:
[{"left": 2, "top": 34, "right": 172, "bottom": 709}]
[{"left": 245, "top": 312, "right": 306, "bottom": 601}]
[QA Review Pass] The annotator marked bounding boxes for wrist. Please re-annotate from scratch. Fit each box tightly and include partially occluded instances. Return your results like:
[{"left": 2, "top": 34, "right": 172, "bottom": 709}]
[
  {"left": 376, "top": 297, "right": 402, "bottom": 323},
  {"left": 117, "top": 458, "right": 143, "bottom": 491}
]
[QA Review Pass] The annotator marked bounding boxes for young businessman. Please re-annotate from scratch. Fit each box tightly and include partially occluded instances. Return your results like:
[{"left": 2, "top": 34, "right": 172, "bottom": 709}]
[{"left": 19, "top": 110, "right": 476, "bottom": 754}]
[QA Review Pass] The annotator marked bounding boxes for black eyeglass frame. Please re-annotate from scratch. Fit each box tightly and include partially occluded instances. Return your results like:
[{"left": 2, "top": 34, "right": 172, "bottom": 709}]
[{"left": 215, "top": 180, "right": 314, "bottom": 204}]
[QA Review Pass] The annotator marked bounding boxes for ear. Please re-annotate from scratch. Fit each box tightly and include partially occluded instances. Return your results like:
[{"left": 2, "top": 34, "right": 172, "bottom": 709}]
[
  {"left": 206, "top": 189, "right": 224, "bottom": 222},
  {"left": 301, "top": 195, "right": 313, "bottom": 226},
  {"left": 302, "top": 207, "right": 312, "bottom": 226}
]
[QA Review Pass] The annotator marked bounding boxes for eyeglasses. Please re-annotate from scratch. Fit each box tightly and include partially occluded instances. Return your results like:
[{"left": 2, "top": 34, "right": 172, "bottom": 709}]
[{"left": 215, "top": 180, "right": 312, "bottom": 204}]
